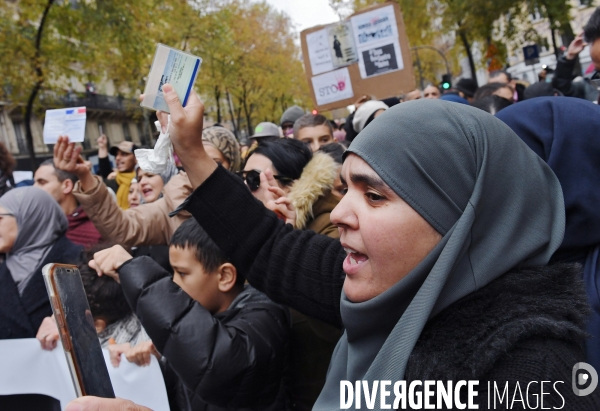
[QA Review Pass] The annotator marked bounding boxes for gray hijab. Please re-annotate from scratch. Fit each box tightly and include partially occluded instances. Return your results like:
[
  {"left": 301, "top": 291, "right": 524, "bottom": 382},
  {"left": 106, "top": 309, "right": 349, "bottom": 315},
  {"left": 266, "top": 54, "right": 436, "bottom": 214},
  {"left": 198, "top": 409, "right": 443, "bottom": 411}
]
[
  {"left": 314, "top": 99, "right": 565, "bottom": 410},
  {"left": 0, "top": 187, "right": 67, "bottom": 293}
]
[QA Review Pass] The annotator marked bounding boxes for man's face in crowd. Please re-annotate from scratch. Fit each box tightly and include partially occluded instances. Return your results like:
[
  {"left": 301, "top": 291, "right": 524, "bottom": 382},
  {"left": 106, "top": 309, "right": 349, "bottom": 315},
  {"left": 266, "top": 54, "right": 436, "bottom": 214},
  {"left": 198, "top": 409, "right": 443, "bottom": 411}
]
[
  {"left": 423, "top": 86, "right": 440, "bottom": 99},
  {"left": 34, "top": 165, "right": 68, "bottom": 204},
  {"left": 297, "top": 125, "right": 333, "bottom": 153},
  {"left": 590, "top": 39, "right": 600, "bottom": 71},
  {"left": 116, "top": 150, "right": 136, "bottom": 173},
  {"left": 405, "top": 90, "right": 422, "bottom": 101}
]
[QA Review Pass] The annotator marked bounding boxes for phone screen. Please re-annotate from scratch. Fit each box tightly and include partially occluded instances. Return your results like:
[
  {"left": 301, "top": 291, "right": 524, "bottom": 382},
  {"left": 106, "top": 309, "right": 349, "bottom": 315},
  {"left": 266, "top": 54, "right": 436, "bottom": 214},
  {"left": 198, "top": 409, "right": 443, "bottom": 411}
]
[{"left": 44, "top": 264, "right": 115, "bottom": 398}]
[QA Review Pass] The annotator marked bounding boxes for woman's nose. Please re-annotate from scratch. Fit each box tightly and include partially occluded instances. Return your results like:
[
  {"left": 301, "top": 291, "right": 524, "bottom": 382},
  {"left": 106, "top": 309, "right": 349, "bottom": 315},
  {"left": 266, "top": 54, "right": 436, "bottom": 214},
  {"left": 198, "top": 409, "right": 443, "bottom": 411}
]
[{"left": 330, "top": 193, "right": 357, "bottom": 229}]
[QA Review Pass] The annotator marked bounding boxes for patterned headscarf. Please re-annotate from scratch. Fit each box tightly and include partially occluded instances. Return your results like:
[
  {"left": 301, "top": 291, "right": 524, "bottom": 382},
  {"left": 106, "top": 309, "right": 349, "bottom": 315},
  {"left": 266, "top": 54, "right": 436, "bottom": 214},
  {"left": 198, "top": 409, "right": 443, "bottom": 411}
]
[{"left": 202, "top": 127, "right": 241, "bottom": 172}]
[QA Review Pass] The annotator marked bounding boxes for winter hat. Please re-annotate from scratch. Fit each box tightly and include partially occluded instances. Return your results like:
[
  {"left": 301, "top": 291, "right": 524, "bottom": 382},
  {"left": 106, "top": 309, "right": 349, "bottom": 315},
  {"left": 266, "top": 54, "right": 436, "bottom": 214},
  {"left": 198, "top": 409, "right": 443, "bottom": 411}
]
[
  {"left": 455, "top": 78, "right": 478, "bottom": 98},
  {"left": 280, "top": 105, "right": 305, "bottom": 126},
  {"left": 352, "top": 100, "right": 388, "bottom": 133}
]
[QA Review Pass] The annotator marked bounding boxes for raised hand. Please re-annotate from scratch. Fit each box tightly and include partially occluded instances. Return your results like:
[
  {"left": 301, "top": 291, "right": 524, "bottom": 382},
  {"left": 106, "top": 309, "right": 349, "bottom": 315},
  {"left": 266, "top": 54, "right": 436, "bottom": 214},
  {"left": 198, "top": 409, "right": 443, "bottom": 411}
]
[
  {"left": 567, "top": 32, "right": 587, "bottom": 60},
  {"left": 89, "top": 245, "right": 133, "bottom": 283},
  {"left": 151, "top": 84, "right": 217, "bottom": 189},
  {"left": 97, "top": 134, "right": 108, "bottom": 158},
  {"left": 262, "top": 169, "right": 297, "bottom": 227},
  {"left": 54, "top": 136, "right": 98, "bottom": 191}
]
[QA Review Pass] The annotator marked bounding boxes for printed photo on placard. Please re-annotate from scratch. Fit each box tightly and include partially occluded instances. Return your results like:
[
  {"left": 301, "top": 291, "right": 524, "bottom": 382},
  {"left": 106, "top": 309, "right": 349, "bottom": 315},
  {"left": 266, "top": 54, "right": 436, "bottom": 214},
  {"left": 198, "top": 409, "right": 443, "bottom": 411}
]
[
  {"left": 311, "top": 67, "right": 354, "bottom": 106},
  {"left": 327, "top": 22, "right": 358, "bottom": 69},
  {"left": 350, "top": 5, "right": 397, "bottom": 48},
  {"left": 306, "top": 29, "right": 334, "bottom": 75},
  {"left": 358, "top": 40, "right": 404, "bottom": 78}
]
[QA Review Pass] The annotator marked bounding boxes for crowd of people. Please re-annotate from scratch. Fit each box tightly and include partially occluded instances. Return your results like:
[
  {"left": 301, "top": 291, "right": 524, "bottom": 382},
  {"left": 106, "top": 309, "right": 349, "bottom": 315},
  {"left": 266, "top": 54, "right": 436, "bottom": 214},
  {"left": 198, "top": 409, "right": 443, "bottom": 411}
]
[{"left": 1, "top": 6, "right": 600, "bottom": 411}]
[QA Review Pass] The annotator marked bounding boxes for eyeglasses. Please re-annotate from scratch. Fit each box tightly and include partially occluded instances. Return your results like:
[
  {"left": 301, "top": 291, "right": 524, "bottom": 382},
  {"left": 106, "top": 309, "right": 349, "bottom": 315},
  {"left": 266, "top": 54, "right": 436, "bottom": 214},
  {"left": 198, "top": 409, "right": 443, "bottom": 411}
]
[{"left": 236, "top": 170, "right": 293, "bottom": 192}]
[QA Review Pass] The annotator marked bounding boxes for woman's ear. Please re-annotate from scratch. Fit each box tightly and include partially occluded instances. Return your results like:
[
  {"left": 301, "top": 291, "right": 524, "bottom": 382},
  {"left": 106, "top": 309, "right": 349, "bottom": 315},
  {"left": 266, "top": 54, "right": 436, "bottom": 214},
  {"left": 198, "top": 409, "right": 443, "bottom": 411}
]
[{"left": 217, "top": 263, "right": 238, "bottom": 292}]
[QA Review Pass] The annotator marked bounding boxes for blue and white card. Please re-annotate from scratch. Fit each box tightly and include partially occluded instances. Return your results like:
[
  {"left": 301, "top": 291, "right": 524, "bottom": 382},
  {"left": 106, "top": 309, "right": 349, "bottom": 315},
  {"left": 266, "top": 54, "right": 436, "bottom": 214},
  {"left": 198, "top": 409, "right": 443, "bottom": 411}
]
[
  {"left": 43, "top": 107, "right": 87, "bottom": 144},
  {"left": 141, "top": 44, "right": 202, "bottom": 113}
]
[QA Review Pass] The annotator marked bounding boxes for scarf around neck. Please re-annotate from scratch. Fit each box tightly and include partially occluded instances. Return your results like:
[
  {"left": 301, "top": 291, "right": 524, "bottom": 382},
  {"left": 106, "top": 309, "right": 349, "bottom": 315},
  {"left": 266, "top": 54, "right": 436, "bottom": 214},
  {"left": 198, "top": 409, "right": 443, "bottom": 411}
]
[
  {"left": 314, "top": 99, "right": 565, "bottom": 410},
  {"left": 115, "top": 171, "right": 136, "bottom": 210}
]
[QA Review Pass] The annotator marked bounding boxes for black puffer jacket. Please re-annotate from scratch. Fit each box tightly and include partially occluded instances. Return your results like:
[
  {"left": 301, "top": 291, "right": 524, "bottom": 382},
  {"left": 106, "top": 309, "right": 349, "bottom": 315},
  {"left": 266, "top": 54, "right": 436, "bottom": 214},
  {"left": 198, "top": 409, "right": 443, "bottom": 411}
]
[
  {"left": 182, "top": 166, "right": 600, "bottom": 410},
  {"left": 118, "top": 256, "right": 290, "bottom": 411}
]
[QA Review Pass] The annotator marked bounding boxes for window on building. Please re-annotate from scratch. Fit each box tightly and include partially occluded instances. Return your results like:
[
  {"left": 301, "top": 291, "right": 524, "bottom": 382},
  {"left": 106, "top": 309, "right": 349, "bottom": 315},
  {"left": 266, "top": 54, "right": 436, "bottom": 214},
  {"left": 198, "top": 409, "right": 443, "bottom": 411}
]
[
  {"left": 12, "top": 122, "right": 28, "bottom": 154},
  {"left": 122, "top": 123, "right": 131, "bottom": 142}
]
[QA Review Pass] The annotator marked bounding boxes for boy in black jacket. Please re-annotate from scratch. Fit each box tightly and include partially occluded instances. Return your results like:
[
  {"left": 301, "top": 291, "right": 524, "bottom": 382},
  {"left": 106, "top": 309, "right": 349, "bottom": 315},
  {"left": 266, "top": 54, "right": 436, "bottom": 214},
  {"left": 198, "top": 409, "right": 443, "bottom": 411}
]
[{"left": 90, "top": 218, "right": 290, "bottom": 411}]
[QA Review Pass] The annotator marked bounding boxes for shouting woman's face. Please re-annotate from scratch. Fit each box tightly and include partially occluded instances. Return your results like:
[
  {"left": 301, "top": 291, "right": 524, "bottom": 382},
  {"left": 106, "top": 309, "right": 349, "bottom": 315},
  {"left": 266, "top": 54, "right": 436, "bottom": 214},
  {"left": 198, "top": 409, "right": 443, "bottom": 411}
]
[
  {"left": 138, "top": 170, "right": 164, "bottom": 204},
  {"left": 330, "top": 154, "right": 441, "bottom": 303}
]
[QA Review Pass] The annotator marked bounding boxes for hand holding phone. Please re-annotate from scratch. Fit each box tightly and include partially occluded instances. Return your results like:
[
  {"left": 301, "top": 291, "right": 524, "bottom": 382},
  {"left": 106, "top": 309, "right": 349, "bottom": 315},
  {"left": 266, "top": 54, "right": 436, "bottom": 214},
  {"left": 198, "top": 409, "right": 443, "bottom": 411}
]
[{"left": 42, "top": 263, "right": 115, "bottom": 398}]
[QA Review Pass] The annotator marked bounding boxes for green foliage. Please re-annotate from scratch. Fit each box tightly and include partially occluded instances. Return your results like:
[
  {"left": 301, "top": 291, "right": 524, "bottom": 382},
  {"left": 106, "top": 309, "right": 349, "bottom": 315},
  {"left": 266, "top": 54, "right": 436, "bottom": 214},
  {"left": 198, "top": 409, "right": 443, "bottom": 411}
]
[{"left": 1, "top": 0, "right": 310, "bottom": 138}]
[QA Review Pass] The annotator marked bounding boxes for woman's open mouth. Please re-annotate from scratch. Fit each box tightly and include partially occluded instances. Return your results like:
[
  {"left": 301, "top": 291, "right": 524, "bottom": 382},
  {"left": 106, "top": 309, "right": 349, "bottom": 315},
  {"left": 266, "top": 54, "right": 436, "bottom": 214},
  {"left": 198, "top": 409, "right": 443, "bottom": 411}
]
[{"left": 343, "top": 246, "right": 369, "bottom": 275}]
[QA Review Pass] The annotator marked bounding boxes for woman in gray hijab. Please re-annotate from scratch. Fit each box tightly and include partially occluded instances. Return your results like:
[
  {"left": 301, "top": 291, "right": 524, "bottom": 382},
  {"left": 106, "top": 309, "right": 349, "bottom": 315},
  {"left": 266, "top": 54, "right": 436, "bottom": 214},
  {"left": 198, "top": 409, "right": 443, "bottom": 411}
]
[
  {"left": 68, "top": 96, "right": 600, "bottom": 409},
  {"left": 0, "top": 186, "right": 82, "bottom": 339}
]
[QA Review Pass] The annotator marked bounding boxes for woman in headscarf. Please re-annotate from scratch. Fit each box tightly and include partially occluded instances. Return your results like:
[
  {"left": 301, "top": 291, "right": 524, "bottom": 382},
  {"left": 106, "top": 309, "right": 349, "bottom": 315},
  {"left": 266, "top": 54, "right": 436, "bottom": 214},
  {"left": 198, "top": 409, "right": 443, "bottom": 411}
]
[
  {"left": 497, "top": 96, "right": 600, "bottom": 372},
  {"left": 67, "top": 92, "right": 600, "bottom": 410},
  {"left": 136, "top": 162, "right": 179, "bottom": 204},
  {"left": 0, "top": 187, "right": 82, "bottom": 339}
]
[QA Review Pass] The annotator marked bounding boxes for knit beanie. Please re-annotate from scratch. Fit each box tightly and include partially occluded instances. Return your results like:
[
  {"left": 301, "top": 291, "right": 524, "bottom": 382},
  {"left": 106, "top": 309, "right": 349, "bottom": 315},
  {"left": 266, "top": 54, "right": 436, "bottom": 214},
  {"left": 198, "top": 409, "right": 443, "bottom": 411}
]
[
  {"left": 280, "top": 105, "right": 305, "bottom": 126},
  {"left": 352, "top": 100, "right": 389, "bottom": 133}
]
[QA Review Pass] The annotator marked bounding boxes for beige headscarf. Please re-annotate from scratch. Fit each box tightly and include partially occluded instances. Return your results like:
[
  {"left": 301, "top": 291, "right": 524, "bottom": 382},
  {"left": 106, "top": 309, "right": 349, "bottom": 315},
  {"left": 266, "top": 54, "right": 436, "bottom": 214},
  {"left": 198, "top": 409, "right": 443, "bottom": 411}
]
[{"left": 202, "top": 127, "right": 241, "bottom": 172}]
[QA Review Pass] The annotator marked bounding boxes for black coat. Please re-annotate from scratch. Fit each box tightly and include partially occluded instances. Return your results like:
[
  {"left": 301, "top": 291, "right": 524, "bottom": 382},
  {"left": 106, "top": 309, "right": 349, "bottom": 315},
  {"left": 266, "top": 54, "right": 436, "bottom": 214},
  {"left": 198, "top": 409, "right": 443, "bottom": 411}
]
[
  {"left": 118, "top": 256, "right": 290, "bottom": 411},
  {"left": 182, "top": 166, "right": 600, "bottom": 410},
  {"left": 0, "top": 235, "right": 83, "bottom": 339}
]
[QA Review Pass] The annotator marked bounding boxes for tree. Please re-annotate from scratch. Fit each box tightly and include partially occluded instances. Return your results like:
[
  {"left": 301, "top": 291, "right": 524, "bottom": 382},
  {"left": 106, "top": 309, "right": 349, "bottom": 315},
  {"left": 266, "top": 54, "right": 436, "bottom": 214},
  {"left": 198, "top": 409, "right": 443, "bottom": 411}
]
[{"left": 0, "top": 0, "right": 195, "bottom": 168}]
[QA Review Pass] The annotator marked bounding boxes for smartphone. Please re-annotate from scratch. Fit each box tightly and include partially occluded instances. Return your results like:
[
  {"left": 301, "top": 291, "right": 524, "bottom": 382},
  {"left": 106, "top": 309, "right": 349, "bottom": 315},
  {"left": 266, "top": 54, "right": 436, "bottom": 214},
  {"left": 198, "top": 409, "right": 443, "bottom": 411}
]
[
  {"left": 98, "top": 124, "right": 103, "bottom": 136},
  {"left": 42, "top": 263, "right": 115, "bottom": 398}
]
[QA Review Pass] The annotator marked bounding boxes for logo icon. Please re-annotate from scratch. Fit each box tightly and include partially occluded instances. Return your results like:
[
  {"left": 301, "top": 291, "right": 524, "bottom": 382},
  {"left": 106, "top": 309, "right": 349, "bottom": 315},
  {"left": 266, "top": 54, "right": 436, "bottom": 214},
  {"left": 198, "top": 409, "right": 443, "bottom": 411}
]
[{"left": 573, "top": 362, "right": 598, "bottom": 396}]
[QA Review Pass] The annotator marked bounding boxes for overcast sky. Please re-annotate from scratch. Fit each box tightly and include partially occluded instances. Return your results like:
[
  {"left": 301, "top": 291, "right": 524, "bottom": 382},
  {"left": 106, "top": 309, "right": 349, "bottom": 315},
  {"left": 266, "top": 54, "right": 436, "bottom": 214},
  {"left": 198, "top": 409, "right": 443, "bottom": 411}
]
[{"left": 264, "top": 0, "right": 341, "bottom": 34}]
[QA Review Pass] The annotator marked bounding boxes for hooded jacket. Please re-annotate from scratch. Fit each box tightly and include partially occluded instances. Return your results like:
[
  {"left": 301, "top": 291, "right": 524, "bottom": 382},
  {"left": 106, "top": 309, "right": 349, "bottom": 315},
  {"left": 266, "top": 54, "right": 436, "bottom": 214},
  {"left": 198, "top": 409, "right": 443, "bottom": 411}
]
[
  {"left": 118, "top": 256, "right": 290, "bottom": 411},
  {"left": 72, "top": 172, "right": 191, "bottom": 246},
  {"left": 287, "top": 152, "right": 339, "bottom": 238}
]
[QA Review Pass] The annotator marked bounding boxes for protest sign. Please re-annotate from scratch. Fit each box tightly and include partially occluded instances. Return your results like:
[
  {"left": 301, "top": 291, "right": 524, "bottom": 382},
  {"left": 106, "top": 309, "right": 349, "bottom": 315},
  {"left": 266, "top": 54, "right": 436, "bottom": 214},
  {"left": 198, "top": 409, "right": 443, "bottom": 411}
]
[
  {"left": 300, "top": 2, "right": 415, "bottom": 112},
  {"left": 43, "top": 107, "right": 86, "bottom": 144},
  {"left": 0, "top": 339, "right": 169, "bottom": 411}
]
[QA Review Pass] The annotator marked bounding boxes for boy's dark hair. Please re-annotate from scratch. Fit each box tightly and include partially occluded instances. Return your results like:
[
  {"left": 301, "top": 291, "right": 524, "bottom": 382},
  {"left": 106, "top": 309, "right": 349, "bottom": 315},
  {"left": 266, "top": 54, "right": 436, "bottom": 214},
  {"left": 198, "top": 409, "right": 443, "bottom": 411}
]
[
  {"left": 251, "top": 138, "right": 312, "bottom": 182},
  {"left": 584, "top": 7, "right": 600, "bottom": 43},
  {"left": 40, "top": 158, "right": 78, "bottom": 184},
  {"left": 318, "top": 142, "right": 346, "bottom": 164},
  {"left": 471, "top": 95, "right": 513, "bottom": 115},
  {"left": 293, "top": 114, "right": 334, "bottom": 139},
  {"left": 473, "top": 82, "right": 512, "bottom": 101},
  {"left": 170, "top": 218, "right": 243, "bottom": 286},
  {"left": 80, "top": 245, "right": 131, "bottom": 324}
]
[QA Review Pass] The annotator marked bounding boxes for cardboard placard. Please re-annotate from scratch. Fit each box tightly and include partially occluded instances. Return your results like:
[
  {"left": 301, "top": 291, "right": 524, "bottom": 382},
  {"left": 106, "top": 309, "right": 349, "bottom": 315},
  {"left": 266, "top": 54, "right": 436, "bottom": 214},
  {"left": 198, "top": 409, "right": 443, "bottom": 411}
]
[{"left": 301, "top": 2, "right": 415, "bottom": 111}]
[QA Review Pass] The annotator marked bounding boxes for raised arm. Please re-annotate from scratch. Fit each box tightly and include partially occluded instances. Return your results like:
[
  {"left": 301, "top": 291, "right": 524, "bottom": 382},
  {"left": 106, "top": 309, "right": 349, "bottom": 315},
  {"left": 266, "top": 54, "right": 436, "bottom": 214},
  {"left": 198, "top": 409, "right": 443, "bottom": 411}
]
[
  {"left": 54, "top": 139, "right": 191, "bottom": 246},
  {"left": 161, "top": 84, "right": 345, "bottom": 326}
]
